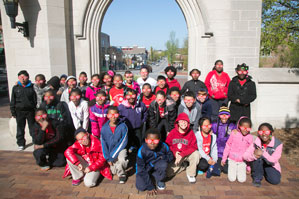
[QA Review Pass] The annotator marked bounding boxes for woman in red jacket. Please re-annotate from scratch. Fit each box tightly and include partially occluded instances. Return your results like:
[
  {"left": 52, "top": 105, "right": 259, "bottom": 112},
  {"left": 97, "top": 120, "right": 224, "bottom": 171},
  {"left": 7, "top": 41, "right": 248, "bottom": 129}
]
[{"left": 63, "top": 128, "right": 112, "bottom": 187}]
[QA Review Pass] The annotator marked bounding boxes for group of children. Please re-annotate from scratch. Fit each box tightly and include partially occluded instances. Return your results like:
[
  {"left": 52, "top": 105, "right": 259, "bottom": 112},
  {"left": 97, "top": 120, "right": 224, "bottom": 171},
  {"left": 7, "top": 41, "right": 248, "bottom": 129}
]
[{"left": 9, "top": 61, "right": 282, "bottom": 195}]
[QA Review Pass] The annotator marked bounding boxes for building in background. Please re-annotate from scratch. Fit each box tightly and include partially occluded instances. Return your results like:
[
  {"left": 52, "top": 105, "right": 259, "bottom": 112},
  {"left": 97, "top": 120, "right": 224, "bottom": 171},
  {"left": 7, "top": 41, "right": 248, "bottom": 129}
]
[
  {"left": 122, "top": 45, "right": 148, "bottom": 69},
  {"left": 100, "top": 32, "right": 110, "bottom": 71}
]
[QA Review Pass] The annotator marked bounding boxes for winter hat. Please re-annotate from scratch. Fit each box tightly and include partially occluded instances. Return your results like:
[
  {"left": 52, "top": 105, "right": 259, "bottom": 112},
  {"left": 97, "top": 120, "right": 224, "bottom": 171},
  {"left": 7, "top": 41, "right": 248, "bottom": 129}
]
[
  {"left": 18, "top": 70, "right": 29, "bottom": 77},
  {"left": 66, "top": 76, "right": 77, "bottom": 83},
  {"left": 60, "top": 74, "right": 67, "bottom": 79},
  {"left": 47, "top": 76, "right": 60, "bottom": 90},
  {"left": 218, "top": 106, "right": 230, "bottom": 116},
  {"left": 74, "top": 127, "right": 87, "bottom": 137}
]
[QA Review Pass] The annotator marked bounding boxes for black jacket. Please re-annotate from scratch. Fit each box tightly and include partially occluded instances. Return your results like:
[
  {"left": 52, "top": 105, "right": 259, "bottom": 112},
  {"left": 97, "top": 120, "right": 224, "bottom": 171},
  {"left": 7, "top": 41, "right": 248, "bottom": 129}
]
[
  {"left": 181, "top": 79, "right": 207, "bottom": 95},
  {"left": 10, "top": 81, "right": 37, "bottom": 116},
  {"left": 228, "top": 76, "right": 257, "bottom": 122},
  {"left": 148, "top": 99, "right": 176, "bottom": 132}
]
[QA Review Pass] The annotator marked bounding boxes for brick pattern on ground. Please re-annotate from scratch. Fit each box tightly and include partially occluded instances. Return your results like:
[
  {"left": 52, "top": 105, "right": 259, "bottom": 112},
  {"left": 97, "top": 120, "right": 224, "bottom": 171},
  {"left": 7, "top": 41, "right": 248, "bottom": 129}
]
[{"left": 0, "top": 151, "right": 298, "bottom": 199}]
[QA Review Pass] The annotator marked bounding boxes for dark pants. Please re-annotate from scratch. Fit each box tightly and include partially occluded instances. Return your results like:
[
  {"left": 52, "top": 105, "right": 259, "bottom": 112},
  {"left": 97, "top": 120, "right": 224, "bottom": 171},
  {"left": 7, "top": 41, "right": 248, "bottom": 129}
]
[
  {"left": 128, "top": 128, "right": 143, "bottom": 148},
  {"left": 157, "top": 119, "right": 168, "bottom": 141},
  {"left": 252, "top": 158, "right": 281, "bottom": 185},
  {"left": 217, "top": 157, "right": 228, "bottom": 174},
  {"left": 210, "top": 98, "right": 228, "bottom": 122},
  {"left": 136, "top": 160, "right": 168, "bottom": 191},
  {"left": 33, "top": 148, "right": 66, "bottom": 167},
  {"left": 16, "top": 110, "right": 35, "bottom": 146},
  {"left": 198, "top": 158, "right": 210, "bottom": 172}
]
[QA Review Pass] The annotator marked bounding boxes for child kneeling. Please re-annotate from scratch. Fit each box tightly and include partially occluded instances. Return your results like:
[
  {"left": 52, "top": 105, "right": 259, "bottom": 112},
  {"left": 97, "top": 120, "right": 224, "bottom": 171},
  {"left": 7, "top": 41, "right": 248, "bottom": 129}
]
[
  {"left": 63, "top": 128, "right": 112, "bottom": 187},
  {"left": 136, "top": 128, "right": 173, "bottom": 196}
]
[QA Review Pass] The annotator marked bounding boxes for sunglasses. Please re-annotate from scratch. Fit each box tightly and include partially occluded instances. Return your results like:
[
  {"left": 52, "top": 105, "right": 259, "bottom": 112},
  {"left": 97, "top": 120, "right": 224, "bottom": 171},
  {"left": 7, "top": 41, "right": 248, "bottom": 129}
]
[
  {"left": 35, "top": 80, "right": 44, "bottom": 84},
  {"left": 92, "top": 79, "right": 100, "bottom": 83},
  {"left": 35, "top": 114, "right": 47, "bottom": 120},
  {"left": 237, "top": 71, "right": 248, "bottom": 75},
  {"left": 103, "top": 78, "right": 111, "bottom": 82},
  {"left": 78, "top": 134, "right": 88, "bottom": 143},
  {"left": 258, "top": 130, "right": 271, "bottom": 136},
  {"left": 79, "top": 77, "right": 87, "bottom": 80},
  {"left": 126, "top": 94, "right": 136, "bottom": 99},
  {"left": 145, "top": 139, "right": 160, "bottom": 144},
  {"left": 184, "top": 99, "right": 195, "bottom": 103},
  {"left": 142, "top": 88, "right": 151, "bottom": 92},
  {"left": 219, "top": 115, "right": 230, "bottom": 119},
  {"left": 44, "top": 96, "right": 54, "bottom": 100},
  {"left": 113, "top": 80, "right": 123, "bottom": 84},
  {"left": 107, "top": 113, "right": 119, "bottom": 118},
  {"left": 126, "top": 75, "right": 133, "bottom": 78},
  {"left": 167, "top": 71, "right": 174, "bottom": 75},
  {"left": 239, "top": 126, "right": 251, "bottom": 132},
  {"left": 70, "top": 95, "right": 81, "bottom": 100},
  {"left": 96, "top": 96, "right": 106, "bottom": 101},
  {"left": 202, "top": 124, "right": 212, "bottom": 129},
  {"left": 171, "top": 94, "right": 180, "bottom": 98}
]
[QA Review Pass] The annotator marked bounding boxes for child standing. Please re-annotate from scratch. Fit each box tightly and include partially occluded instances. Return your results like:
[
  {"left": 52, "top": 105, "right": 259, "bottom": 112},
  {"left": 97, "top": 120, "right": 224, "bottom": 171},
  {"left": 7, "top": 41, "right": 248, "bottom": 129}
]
[
  {"left": 196, "top": 88, "right": 213, "bottom": 121},
  {"left": 109, "top": 74, "right": 127, "bottom": 106},
  {"left": 140, "top": 83, "right": 156, "bottom": 109},
  {"left": 243, "top": 123, "right": 282, "bottom": 187},
  {"left": 100, "top": 71, "right": 114, "bottom": 96},
  {"left": 153, "top": 76, "right": 169, "bottom": 95},
  {"left": 166, "top": 112, "right": 200, "bottom": 183},
  {"left": 164, "top": 65, "right": 181, "bottom": 90},
  {"left": 212, "top": 106, "right": 236, "bottom": 173},
  {"left": 63, "top": 128, "right": 112, "bottom": 187},
  {"left": 34, "top": 74, "right": 47, "bottom": 108},
  {"left": 57, "top": 74, "right": 67, "bottom": 96},
  {"left": 10, "top": 70, "right": 37, "bottom": 150},
  {"left": 136, "top": 128, "right": 173, "bottom": 195},
  {"left": 89, "top": 91, "right": 110, "bottom": 138},
  {"left": 181, "top": 69, "right": 206, "bottom": 95},
  {"left": 221, "top": 117, "right": 253, "bottom": 183},
  {"left": 78, "top": 72, "right": 88, "bottom": 100},
  {"left": 86, "top": 74, "right": 101, "bottom": 101},
  {"left": 101, "top": 106, "right": 129, "bottom": 184},
  {"left": 60, "top": 76, "right": 78, "bottom": 103},
  {"left": 68, "top": 89, "right": 89, "bottom": 131},
  {"left": 123, "top": 71, "right": 141, "bottom": 95}
]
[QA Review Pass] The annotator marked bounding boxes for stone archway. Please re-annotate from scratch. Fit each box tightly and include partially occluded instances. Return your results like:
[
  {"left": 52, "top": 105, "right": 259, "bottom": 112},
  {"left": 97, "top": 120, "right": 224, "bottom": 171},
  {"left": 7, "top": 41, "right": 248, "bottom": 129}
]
[{"left": 72, "top": 0, "right": 211, "bottom": 76}]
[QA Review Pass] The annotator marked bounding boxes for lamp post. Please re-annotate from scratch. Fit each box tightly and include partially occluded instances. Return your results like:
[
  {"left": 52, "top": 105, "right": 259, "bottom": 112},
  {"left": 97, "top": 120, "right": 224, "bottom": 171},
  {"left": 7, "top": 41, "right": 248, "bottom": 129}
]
[{"left": 3, "top": 0, "right": 29, "bottom": 37}]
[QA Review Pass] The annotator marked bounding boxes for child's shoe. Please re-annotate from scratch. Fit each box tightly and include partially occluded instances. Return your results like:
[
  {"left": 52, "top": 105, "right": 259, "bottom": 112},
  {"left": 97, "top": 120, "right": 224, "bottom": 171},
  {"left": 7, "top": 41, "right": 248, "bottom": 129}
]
[
  {"left": 18, "top": 146, "right": 25, "bottom": 151},
  {"left": 197, "top": 170, "right": 204, "bottom": 175},
  {"left": 119, "top": 175, "right": 127, "bottom": 184},
  {"left": 72, "top": 178, "right": 82, "bottom": 186},
  {"left": 40, "top": 165, "right": 50, "bottom": 171},
  {"left": 186, "top": 174, "right": 196, "bottom": 183},
  {"left": 157, "top": 181, "right": 165, "bottom": 190}
]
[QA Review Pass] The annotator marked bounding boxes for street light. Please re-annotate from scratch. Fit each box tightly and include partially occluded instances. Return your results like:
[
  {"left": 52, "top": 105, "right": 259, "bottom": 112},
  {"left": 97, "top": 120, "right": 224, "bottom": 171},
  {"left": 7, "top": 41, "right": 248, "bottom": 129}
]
[{"left": 3, "top": 0, "right": 29, "bottom": 37}]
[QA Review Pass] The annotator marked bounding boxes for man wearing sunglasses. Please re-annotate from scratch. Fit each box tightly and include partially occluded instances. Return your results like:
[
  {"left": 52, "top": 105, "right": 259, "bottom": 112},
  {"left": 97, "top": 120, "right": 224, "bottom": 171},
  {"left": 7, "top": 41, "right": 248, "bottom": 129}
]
[{"left": 228, "top": 63, "right": 257, "bottom": 123}]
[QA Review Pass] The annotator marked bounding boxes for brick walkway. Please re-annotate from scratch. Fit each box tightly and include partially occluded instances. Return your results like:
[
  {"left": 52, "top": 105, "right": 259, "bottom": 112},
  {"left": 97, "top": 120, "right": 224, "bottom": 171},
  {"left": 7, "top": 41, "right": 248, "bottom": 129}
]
[{"left": 0, "top": 151, "right": 298, "bottom": 199}]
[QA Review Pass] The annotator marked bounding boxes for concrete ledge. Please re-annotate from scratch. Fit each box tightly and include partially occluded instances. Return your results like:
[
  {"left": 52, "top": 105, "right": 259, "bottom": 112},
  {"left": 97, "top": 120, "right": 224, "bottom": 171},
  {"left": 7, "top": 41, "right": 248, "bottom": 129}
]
[{"left": 257, "top": 68, "right": 299, "bottom": 84}]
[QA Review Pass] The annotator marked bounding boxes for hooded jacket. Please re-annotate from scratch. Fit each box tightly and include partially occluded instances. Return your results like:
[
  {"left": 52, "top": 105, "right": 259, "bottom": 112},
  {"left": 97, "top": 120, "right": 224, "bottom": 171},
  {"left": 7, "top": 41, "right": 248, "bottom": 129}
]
[
  {"left": 85, "top": 84, "right": 102, "bottom": 101},
  {"left": 205, "top": 70, "right": 231, "bottom": 100},
  {"left": 181, "top": 79, "right": 206, "bottom": 95},
  {"left": 89, "top": 102, "right": 110, "bottom": 137},
  {"left": 63, "top": 134, "right": 112, "bottom": 180},
  {"left": 165, "top": 113, "right": 198, "bottom": 158},
  {"left": 10, "top": 81, "right": 37, "bottom": 116},
  {"left": 211, "top": 120, "right": 237, "bottom": 158},
  {"left": 166, "top": 78, "right": 181, "bottom": 90},
  {"left": 47, "top": 76, "right": 60, "bottom": 92},
  {"left": 101, "top": 120, "right": 128, "bottom": 162},
  {"left": 178, "top": 100, "right": 202, "bottom": 132},
  {"left": 195, "top": 131, "right": 218, "bottom": 162},
  {"left": 118, "top": 100, "right": 148, "bottom": 129}
]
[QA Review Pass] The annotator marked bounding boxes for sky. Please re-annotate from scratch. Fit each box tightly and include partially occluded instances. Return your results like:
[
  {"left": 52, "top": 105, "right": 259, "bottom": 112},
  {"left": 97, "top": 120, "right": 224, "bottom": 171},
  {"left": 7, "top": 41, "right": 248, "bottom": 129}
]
[{"left": 101, "top": 0, "right": 188, "bottom": 50}]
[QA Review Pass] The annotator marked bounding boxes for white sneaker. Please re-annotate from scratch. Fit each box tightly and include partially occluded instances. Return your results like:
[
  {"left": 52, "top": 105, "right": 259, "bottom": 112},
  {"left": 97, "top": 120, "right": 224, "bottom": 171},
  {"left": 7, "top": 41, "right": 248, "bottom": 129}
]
[
  {"left": 186, "top": 174, "right": 196, "bottom": 183},
  {"left": 18, "top": 146, "right": 25, "bottom": 151}
]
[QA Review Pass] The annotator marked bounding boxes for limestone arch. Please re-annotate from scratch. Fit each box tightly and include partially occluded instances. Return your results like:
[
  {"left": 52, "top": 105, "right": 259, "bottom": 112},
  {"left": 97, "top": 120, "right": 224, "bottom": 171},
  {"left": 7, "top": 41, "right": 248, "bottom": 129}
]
[{"left": 73, "top": 0, "right": 210, "bottom": 75}]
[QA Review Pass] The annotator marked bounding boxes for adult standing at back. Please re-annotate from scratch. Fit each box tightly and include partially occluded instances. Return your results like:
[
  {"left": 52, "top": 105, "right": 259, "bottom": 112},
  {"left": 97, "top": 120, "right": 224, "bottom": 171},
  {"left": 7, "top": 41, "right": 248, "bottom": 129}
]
[
  {"left": 205, "top": 60, "right": 231, "bottom": 121},
  {"left": 137, "top": 66, "right": 157, "bottom": 90}
]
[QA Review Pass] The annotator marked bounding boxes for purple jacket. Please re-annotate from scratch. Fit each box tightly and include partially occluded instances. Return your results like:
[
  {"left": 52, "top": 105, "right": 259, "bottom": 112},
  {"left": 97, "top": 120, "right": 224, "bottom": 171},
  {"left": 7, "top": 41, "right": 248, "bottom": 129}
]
[
  {"left": 212, "top": 121, "right": 237, "bottom": 158},
  {"left": 118, "top": 100, "right": 147, "bottom": 129}
]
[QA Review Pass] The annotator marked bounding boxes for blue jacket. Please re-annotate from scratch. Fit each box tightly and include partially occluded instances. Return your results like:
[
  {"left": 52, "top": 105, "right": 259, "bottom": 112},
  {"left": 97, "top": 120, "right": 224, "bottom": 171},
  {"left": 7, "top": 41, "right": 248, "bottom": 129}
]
[
  {"left": 197, "top": 97, "right": 213, "bottom": 120},
  {"left": 100, "top": 120, "right": 128, "bottom": 162},
  {"left": 136, "top": 142, "right": 173, "bottom": 174},
  {"left": 118, "top": 100, "right": 148, "bottom": 129}
]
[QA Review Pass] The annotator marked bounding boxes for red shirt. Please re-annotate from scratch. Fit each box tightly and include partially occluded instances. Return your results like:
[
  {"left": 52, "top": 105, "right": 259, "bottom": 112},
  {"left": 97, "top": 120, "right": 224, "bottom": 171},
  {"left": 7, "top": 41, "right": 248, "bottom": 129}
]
[
  {"left": 110, "top": 126, "right": 116, "bottom": 134},
  {"left": 201, "top": 132, "right": 211, "bottom": 155},
  {"left": 166, "top": 78, "right": 181, "bottom": 90},
  {"left": 142, "top": 94, "right": 156, "bottom": 108},
  {"left": 109, "top": 87, "right": 124, "bottom": 106},
  {"left": 126, "top": 83, "right": 134, "bottom": 90},
  {"left": 155, "top": 86, "right": 168, "bottom": 95},
  {"left": 158, "top": 106, "right": 165, "bottom": 118},
  {"left": 239, "top": 79, "right": 247, "bottom": 86}
]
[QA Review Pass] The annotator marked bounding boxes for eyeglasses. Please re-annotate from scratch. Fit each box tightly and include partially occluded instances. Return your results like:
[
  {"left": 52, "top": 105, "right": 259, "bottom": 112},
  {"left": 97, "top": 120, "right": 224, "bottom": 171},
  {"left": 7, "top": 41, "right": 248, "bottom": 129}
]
[
  {"left": 171, "top": 94, "right": 180, "bottom": 98},
  {"left": 219, "top": 115, "right": 230, "bottom": 119},
  {"left": 79, "top": 77, "right": 87, "bottom": 81},
  {"left": 145, "top": 139, "right": 160, "bottom": 144},
  {"left": 142, "top": 88, "right": 151, "bottom": 92},
  {"left": 78, "top": 135, "right": 88, "bottom": 143},
  {"left": 107, "top": 113, "right": 119, "bottom": 118},
  {"left": 167, "top": 71, "right": 174, "bottom": 75},
  {"left": 35, "top": 80, "right": 44, "bottom": 84},
  {"left": 113, "top": 80, "right": 123, "bottom": 84},
  {"left": 258, "top": 130, "right": 271, "bottom": 136},
  {"left": 70, "top": 95, "right": 81, "bottom": 100},
  {"left": 239, "top": 126, "right": 251, "bottom": 132},
  {"left": 103, "top": 78, "right": 111, "bottom": 82},
  {"left": 202, "top": 124, "right": 212, "bottom": 129},
  {"left": 35, "top": 114, "right": 47, "bottom": 120},
  {"left": 126, "top": 94, "right": 136, "bottom": 99},
  {"left": 96, "top": 96, "right": 106, "bottom": 101},
  {"left": 237, "top": 71, "right": 248, "bottom": 75},
  {"left": 44, "top": 96, "right": 54, "bottom": 100},
  {"left": 126, "top": 75, "right": 133, "bottom": 78},
  {"left": 92, "top": 79, "right": 100, "bottom": 83},
  {"left": 184, "top": 99, "right": 195, "bottom": 103}
]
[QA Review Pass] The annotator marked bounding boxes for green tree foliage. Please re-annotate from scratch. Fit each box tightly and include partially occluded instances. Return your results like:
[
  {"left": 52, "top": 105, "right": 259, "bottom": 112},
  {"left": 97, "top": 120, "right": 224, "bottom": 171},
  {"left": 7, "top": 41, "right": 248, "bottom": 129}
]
[
  {"left": 181, "top": 37, "right": 188, "bottom": 69},
  {"left": 165, "top": 31, "right": 179, "bottom": 64}
]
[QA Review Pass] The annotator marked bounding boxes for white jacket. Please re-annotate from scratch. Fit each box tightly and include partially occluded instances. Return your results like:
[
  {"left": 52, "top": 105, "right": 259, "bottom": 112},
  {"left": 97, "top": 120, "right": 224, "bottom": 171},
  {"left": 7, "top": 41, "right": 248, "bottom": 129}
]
[
  {"left": 68, "top": 99, "right": 89, "bottom": 130},
  {"left": 137, "top": 77, "right": 157, "bottom": 90}
]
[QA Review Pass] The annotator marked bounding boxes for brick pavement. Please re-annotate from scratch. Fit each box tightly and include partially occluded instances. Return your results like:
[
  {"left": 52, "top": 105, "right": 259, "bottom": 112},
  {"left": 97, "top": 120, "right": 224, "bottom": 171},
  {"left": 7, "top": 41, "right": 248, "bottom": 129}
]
[{"left": 0, "top": 151, "right": 298, "bottom": 199}]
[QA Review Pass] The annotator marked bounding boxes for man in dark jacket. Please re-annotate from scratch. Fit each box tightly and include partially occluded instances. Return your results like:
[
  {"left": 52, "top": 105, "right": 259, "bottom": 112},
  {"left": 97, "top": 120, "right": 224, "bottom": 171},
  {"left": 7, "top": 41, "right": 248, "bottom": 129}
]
[
  {"left": 181, "top": 69, "right": 207, "bottom": 95},
  {"left": 228, "top": 63, "right": 257, "bottom": 122},
  {"left": 10, "top": 70, "right": 37, "bottom": 150}
]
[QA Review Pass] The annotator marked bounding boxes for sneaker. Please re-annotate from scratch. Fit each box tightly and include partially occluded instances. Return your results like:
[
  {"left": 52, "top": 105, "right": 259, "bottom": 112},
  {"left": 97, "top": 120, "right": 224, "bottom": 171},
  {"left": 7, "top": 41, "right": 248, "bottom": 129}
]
[
  {"left": 186, "top": 174, "right": 196, "bottom": 184},
  {"left": 40, "top": 165, "right": 50, "bottom": 171},
  {"left": 72, "top": 178, "right": 82, "bottom": 186},
  {"left": 157, "top": 181, "right": 165, "bottom": 190},
  {"left": 119, "top": 175, "right": 127, "bottom": 184},
  {"left": 18, "top": 146, "right": 25, "bottom": 151},
  {"left": 197, "top": 170, "right": 204, "bottom": 175},
  {"left": 252, "top": 180, "right": 261, "bottom": 187}
]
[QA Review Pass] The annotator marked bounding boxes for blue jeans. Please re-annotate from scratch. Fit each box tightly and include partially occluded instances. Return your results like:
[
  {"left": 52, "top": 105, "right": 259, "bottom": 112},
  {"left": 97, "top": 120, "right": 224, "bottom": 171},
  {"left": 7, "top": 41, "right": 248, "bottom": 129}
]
[{"left": 252, "top": 158, "right": 281, "bottom": 185}]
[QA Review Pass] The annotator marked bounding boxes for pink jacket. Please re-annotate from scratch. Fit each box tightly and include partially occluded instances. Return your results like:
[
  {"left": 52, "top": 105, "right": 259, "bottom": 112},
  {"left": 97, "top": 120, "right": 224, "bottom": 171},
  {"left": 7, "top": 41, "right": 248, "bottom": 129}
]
[
  {"left": 89, "top": 103, "right": 109, "bottom": 137},
  {"left": 222, "top": 129, "right": 253, "bottom": 163},
  {"left": 85, "top": 85, "right": 101, "bottom": 101},
  {"left": 243, "top": 136, "right": 283, "bottom": 173}
]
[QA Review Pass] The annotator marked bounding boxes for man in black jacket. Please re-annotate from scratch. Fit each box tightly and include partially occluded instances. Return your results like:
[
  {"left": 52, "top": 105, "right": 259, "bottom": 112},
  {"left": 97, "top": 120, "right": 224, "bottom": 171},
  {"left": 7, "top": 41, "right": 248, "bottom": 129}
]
[
  {"left": 10, "top": 70, "right": 37, "bottom": 150},
  {"left": 228, "top": 64, "right": 257, "bottom": 123}
]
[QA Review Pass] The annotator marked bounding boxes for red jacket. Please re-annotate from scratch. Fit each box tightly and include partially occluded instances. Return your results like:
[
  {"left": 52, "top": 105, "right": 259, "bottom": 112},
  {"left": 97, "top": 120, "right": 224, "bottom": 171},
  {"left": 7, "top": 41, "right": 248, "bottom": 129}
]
[
  {"left": 166, "top": 112, "right": 198, "bottom": 158},
  {"left": 63, "top": 135, "right": 112, "bottom": 180},
  {"left": 205, "top": 70, "right": 231, "bottom": 100},
  {"left": 166, "top": 78, "right": 181, "bottom": 90}
]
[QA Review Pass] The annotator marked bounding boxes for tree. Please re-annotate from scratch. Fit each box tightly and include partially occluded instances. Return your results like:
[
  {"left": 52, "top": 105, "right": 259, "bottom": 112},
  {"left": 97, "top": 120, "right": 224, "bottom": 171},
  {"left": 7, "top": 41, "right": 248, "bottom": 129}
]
[
  {"left": 181, "top": 37, "right": 188, "bottom": 69},
  {"left": 165, "top": 31, "right": 179, "bottom": 64}
]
